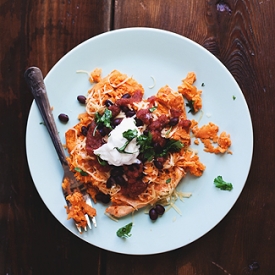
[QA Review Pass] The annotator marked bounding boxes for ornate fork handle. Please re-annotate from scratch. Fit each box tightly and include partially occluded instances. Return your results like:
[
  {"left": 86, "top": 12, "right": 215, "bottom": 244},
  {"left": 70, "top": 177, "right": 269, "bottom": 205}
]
[
  {"left": 24, "top": 67, "right": 68, "bottom": 167},
  {"left": 25, "top": 67, "right": 96, "bottom": 232}
]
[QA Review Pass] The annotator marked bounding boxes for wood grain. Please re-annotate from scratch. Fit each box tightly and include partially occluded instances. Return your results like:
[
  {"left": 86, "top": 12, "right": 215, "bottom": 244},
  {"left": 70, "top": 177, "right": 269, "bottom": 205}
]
[
  {"left": 0, "top": 0, "right": 111, "bottom": 274},
  {"left": 1, "top": 0, "right": 275, "bottom": 274},
  {"left": 111, "top": 0, "right": 275, "bottom": 274}
]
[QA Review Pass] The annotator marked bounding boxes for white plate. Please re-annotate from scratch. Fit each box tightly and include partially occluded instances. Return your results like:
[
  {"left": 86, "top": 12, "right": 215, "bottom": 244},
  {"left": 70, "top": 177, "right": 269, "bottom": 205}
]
[{"left": 26, "top": 27, "right": 253, "bottom": 255}]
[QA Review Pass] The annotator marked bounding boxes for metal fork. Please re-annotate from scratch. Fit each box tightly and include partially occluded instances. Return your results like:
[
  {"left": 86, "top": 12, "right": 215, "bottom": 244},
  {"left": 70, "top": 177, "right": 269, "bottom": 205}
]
[{"left": 24, "top": 66, "right": 97, "bottom": 232}]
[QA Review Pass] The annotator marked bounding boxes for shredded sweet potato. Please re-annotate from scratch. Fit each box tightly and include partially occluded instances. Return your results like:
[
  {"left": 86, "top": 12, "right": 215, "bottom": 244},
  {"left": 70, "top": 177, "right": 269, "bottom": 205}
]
[
  {"left": 65, "top": 191, "right": 96, "bottom": 228},
  {"left": 89, "top": 68, "right": 102, "bottom": 83},
  {"left": 178, "top": 72, "right": 202, "bottom": 113},
  {"left": 62, "top": 69, "right": 231, "bottom": 225},
  {"left": 192, "top": 122, "right": 232, "bottom": 154}
]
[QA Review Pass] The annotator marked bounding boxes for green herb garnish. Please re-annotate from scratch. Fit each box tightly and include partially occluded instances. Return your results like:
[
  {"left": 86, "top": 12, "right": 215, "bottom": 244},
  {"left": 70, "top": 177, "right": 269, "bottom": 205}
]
[
  {"left": 114, "top": 129, "right": 138, "bottom": 154},
  {"left": 137, "top": 133, "right": 184, "bottom": 160},
  {"left": 201, "top": 83, "right": 205, "bottom": 87},
  {"left": 149, "top": 106, "right": 157, "bottom": 112},
  {"left": 186, "top": 100, "right": 195, "bottom": 113},
  {"left": 233, "top": 96, "right": 236, "bottom": 100},
  {"left": 214, "top": 176, "right": 233, "bottom": 191},
  {"left": 97, "top": 155, "right": 107, "bottom": 166},
  {"left": 137, "top": 132, "right": 155, "bottom": 161},
  {"left": 116, "top": 222, "right": 133, "bottom": 238},
  {"left": 123, "top": 129, "right": 138, "bottom": 140},
  {"left": 157, "top": 139, "right": 184, "bottom": 157},
  {"left": 166, "top": 178, "right": 171, "bottom": 184},
  {"left": 165, "top": 126, "right": 172, "bottom": 137},
  {"left": 74, "top": 167, "right": 88, "bottom": 176},
  {"left": 95, "top": 109, "right": 112, "bottom": 129}
]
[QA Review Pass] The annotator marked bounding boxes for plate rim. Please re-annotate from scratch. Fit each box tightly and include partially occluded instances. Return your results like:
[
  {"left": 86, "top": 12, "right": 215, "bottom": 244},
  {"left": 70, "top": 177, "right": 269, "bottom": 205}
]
[{"left": 25, "top": 27, "right": 254, "bottom": 255}]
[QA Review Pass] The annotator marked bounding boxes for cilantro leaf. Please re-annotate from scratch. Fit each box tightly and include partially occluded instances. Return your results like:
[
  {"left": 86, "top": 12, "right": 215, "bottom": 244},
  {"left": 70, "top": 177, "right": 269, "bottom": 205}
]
[
  {"left": 214, "top": 176, "right": 233, "bottom": 191},
  {"left": 137, "top": 132, "right": 152, "bottom": 150},
  {"left": 137, "top": 132, "right": 155, "bottom": 161},
  {"left": 114, "top": 144, "right": 133, "bottom": 154},
  {"left": 123, "top": 129, "right": 138, "bottom": 141},
  {"left": 186, "top": 100, "right": 195, "bottom": 113},
  {"left": 157, "top": 139, "right": 184, "bottom": 157},
  {"left": 149, "top": 106, "right": 157, "bottom": 112},
  {"left": 137, "top": 133, "right": 183, "bottom": 160},
  {"left": 95, "top": 109, "right": 112, "bottom": 129},
  {"left": 97, "top": 155, "right": 107, "bottom": 166},
  {"left": 114, "top": 129, "right": 138, "bottom": 154},
  {"left": 74, "top": 167, "right": 88, "bottom": 176},
  {"left": 116, "top": 222, "right": 133, "bottom": 238},
  {"left": 165, "top": 126, "right": 172, "bottom": 137}
]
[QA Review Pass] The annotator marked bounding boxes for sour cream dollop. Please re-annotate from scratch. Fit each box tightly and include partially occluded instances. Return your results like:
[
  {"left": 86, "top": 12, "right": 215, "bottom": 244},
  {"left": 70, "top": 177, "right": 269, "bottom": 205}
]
[{"left": 94, "top": 117, "right": 140, "bottom": 166}]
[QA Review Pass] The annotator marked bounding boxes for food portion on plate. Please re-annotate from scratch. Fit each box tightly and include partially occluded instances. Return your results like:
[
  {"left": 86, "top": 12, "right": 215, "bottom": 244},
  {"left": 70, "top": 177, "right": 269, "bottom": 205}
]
[{"left": 63, "top": 69, "right": 232, "bottom": 227}]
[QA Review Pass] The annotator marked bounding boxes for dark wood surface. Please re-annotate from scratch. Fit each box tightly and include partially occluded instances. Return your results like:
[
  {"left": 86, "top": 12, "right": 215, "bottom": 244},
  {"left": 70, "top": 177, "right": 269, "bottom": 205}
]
[{"left": 1, "top": 0, "right": 274, "bottom": 274}]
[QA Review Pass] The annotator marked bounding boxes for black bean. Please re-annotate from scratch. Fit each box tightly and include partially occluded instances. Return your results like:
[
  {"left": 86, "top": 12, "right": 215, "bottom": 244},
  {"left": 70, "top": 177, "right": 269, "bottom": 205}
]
[
  {"left": 98, "top": 126, "right": 111, "bottom": 136},
  {"left": 95, "top": 192, "right": 111, "bottom": 204},
  {"left": 154, "top": 160, "right": 163, "bottom": 170},
  {"left": 135, "top": 118, "right": 144, "bottom": 127},
  {"left": 95, "top": 192, "right": 102, "bottom": 201},
  {"left": 114, "top": 175, "right": 127, "bottom": 186},
  {"left": 143, "top": 129, "right": 149, "bottom": 136},
  {"left": 97, "top": 123, "right": 104, "bottom": 130},
  {"left": 77, "top": 95, "right": 86, "bottom": 104},
  {"left": 112, "top": 118, "right": 123, "bottom": 127},
  {"left": 153, "top": 143, "right": 162, "bottom": 153},
  {"left": 121, "top": 105, "right": 130, "bottom": 113},
  {"left": 126, "top": 110, "right": 136, "bottom": 117},
  {"left": 103, "top": 126, "right": 111, "bottom": 135},
  {"left": 104, "top": 99, "right": 113, "bottom": 107},
  {"left": 58, "top": 113, "right": 69, "bottom": 123},
  {"left": 81, "top": 126, "right": 88, "bottom": 136},
  {"left": 137, "top": 153, "right": 145, "bottom": 163},
  {"left": 155, "top": 204, "right": 165, "bottom": 215},
  {"left": 98, "top": 128, "right": 106, "bottom": 136},
  {"left": 121, "top": 93, "right": 131, "bottom": 99},
  {"left": 102, "top": 194, "right": 111, "bottom": 203},
  {"left": 106, "top": 177, "right": 116, "bottom": 188},
  {"left": 149, "top": 208, "right": 158, "bottom": 220},
  {"left": 169, "top": 117, "right": 179, "bottom": 126},
  {"left": 110, "top": 167, "right": 123, "bottom": 177}
]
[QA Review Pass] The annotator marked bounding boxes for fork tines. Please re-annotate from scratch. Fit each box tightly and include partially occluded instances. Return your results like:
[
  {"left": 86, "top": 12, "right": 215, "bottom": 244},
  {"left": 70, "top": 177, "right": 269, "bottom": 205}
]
[
  {"left": 85, "top": 196, "right": 97, "bottom": 228},
  {"left": 76, "top": 195, "right": 97, "bottom": 233},
  {"left": 75, "top": 195, "right": 97, "bottom": 233}
]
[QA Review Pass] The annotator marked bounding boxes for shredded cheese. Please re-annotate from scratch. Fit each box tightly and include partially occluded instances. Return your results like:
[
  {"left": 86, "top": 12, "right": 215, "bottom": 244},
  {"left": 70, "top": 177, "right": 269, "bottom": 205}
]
[
  {"left": 65, "top": 69, "right": 213, "bottom": 221},
  {"left": 148, "top": 75, "right": 156, "bottom": 89}
]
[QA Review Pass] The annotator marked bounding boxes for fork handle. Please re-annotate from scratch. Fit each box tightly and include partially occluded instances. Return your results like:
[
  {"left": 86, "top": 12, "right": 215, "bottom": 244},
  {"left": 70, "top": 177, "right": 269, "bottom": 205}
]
[{"left": 24, "top": 67, "right": 68, "bottom": 166}]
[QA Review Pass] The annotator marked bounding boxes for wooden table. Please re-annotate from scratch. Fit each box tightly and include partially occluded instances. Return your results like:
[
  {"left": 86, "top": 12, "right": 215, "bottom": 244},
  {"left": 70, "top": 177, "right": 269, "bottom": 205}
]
[{"left": 1, "top": 0, "right": 274, "bottom": 274}]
